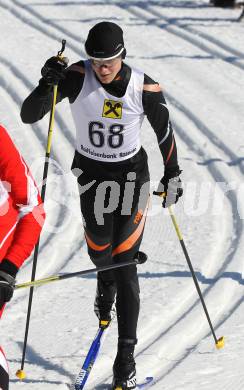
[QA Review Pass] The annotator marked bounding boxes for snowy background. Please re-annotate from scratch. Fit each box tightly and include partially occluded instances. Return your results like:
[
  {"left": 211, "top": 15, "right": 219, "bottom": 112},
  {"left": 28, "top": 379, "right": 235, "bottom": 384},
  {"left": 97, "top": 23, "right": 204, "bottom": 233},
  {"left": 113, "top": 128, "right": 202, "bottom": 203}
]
[{"left": 0, "top": 0, "right": 244, "bottom": 389}]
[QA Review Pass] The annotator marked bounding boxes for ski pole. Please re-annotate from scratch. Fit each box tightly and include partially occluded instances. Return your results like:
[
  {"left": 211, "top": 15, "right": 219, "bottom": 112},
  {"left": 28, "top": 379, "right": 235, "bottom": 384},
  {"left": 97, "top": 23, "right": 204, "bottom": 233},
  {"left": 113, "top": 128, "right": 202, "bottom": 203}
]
[
  {"left": 15, "top": 252, "right": 147, "bottom": 290},
  {"left": 16, "top": 39, "right": 67, "bottom": 381},
  {"left": 158, "top": 193, "right": 224, "bottom": 349}
]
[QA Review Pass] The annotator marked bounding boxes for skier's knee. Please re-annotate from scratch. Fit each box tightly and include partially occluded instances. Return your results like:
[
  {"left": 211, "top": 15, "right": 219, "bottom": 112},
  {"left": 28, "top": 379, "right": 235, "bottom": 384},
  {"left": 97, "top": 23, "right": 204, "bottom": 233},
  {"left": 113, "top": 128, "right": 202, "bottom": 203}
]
[{"left": 89, "top": 252, "right": 112, "bottom": 267}]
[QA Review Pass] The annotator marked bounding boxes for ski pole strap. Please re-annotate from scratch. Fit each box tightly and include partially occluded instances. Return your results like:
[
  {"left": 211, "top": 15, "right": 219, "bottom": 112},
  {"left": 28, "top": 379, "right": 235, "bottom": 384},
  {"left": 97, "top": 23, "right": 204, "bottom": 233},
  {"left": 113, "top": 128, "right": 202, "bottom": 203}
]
[{"left": 58, "top": 39, "right": 66, "bottom": 57}]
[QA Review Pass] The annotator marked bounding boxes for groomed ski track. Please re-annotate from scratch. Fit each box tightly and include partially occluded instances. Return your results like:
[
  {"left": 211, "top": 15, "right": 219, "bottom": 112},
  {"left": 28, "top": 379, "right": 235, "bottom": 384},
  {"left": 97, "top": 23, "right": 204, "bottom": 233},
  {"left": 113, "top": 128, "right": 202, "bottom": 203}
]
[{"left": 0, "top": 1, "right": 243, "bottom": 389}]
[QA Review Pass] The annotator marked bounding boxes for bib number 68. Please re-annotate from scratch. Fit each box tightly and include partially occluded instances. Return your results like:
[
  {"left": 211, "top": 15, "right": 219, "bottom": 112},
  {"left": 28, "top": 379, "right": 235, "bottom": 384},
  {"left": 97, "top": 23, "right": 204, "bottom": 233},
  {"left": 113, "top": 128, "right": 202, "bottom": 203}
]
[{"left": 89, "top": 121, "right": 124, "bottom": 149}]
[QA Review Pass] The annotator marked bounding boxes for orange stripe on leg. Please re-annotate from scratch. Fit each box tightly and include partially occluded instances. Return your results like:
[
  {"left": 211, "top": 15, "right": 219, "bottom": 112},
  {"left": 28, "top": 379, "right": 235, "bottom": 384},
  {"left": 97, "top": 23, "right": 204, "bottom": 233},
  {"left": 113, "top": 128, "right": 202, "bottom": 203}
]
[
  {"left": 85, "top": 233, "right": 110, "bottom": 252},
  {"left": 112, "top": 200, "right": 149, "bottom": 257}
]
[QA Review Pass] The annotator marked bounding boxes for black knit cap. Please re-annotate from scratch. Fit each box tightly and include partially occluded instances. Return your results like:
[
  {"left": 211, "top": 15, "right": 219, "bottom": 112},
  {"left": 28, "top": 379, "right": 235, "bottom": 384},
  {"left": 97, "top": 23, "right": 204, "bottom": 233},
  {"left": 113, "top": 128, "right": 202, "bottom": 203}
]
[{"left": 85, "top": 21, "right": 125, "bottom": 60}]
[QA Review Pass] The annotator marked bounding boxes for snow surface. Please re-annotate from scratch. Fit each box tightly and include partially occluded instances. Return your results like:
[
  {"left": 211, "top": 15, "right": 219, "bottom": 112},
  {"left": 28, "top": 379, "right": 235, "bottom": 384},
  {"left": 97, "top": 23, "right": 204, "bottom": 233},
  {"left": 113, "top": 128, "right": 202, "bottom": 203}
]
[{"left": 0, "top": 0, "right": 244, "bottom": 389}]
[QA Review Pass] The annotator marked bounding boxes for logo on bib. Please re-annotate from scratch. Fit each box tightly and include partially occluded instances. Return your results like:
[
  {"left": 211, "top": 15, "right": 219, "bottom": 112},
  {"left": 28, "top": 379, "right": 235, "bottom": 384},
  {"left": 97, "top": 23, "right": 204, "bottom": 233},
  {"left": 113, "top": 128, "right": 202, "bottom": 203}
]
[{"left": 102, "top": 99, "right": 123, "bottom": 119}]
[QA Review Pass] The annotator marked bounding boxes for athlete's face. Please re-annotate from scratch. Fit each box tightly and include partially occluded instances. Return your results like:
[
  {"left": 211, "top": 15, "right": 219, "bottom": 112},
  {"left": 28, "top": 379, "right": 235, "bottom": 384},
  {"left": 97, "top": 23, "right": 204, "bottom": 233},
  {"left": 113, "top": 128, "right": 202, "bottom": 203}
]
[{"left": 91, "top": 56, "right": 122, "bottom": 84}]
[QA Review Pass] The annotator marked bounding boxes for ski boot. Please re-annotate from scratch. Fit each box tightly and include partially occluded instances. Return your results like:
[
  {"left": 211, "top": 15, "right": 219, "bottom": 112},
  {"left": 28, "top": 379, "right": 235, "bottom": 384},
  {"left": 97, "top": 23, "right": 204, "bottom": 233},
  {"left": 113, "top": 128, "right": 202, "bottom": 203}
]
[
  {"left": 94, "top": 273, "right": 116, "bottom": 328},
  {"left": 112, "top": 338, "right": 137, "bottom": 390}
]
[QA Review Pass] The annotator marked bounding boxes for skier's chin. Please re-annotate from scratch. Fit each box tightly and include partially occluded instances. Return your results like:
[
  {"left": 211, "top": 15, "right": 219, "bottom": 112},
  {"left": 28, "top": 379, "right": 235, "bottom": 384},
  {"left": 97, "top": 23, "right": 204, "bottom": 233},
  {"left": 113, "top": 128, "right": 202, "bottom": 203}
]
[{"left": 98, "top": 74, "right": 113, "bottom": 84}]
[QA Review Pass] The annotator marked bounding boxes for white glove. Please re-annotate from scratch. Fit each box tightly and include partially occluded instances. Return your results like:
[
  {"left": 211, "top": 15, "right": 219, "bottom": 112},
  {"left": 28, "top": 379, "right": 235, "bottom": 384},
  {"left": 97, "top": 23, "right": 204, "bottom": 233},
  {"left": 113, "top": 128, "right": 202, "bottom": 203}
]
[{"left": 154, "top": 176, "right": 183, "bottom": 208}]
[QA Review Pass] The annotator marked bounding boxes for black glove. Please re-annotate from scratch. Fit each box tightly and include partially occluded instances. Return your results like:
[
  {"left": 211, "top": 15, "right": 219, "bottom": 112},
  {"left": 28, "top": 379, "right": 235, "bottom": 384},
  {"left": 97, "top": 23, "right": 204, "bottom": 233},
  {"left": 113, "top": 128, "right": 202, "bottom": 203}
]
[
  {"left": 0, "top": 271, "right": 15, "bottom": 306},
  {"left": 0, "top": 259, "right": 18, "bottom": 307},
  {"left": 41, "top": 56, "right": 69, "bottom": 85},
  {"left": 154, "top": 174, "right": 183, "bottom": 208}
]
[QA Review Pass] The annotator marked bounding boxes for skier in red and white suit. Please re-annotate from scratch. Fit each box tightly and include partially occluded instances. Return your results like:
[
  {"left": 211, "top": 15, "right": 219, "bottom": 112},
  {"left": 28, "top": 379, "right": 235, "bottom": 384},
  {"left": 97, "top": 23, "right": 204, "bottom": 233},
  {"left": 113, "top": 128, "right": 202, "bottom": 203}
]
[{"left": 0, "top": 124, "right": 45, "bottom": 390}]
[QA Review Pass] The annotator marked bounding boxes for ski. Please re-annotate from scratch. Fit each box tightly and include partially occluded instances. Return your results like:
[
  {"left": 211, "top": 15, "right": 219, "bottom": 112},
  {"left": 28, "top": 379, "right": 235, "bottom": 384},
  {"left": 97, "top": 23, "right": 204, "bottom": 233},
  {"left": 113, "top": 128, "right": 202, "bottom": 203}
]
[
  {"left": 74, "top": 320, "right": 110, "bottom": 390},
  {"left": 137, "top": 376, "right": 154, "bottom": 389}
]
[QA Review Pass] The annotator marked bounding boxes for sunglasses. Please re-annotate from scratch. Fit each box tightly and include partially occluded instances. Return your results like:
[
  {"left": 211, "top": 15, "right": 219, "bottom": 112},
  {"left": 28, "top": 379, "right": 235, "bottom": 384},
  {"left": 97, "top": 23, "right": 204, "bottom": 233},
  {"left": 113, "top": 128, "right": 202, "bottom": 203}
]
[{"left": 90, "top": 56, "right": 121, "bottom": 69}]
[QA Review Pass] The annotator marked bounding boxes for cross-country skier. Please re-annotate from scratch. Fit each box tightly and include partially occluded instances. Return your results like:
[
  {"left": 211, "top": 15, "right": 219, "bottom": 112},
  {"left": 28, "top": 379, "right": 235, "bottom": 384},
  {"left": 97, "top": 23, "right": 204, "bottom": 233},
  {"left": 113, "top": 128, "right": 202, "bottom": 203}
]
[
  {"left": 0, "top": 124, "right": 45, "bottom": 390},
  {"left": 20, "top": 21, "right": 183, "bottom": 389}
]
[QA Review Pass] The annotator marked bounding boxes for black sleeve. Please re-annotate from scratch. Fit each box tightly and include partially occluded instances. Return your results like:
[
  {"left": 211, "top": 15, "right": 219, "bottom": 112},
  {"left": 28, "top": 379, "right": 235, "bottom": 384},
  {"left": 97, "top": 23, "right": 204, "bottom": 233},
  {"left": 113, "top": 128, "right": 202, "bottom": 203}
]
[
  {"left": 20, "top": 61, "right": 85, "bottom": 124},
  {"left": 143, "top": 73, "right": 180, "bottom": 178},
  {"left": 0, "top": 259, "right": 19, "bottom": 277}
]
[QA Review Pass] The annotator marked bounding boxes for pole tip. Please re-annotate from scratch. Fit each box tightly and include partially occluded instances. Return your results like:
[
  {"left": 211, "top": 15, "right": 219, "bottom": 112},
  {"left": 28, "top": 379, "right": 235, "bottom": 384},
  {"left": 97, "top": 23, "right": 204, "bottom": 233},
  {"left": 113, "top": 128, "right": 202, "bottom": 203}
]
[
  {"left": 16, "top": 369, "right": 26, "bottom": 379},
  {"left": 216, "top": 336, "right": 225, "bottom": 349}
]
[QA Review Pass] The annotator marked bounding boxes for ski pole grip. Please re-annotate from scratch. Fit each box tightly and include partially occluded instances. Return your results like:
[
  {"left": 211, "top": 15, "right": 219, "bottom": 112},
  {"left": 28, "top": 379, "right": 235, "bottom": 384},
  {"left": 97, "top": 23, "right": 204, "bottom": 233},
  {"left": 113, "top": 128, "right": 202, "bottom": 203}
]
[{"left": 134, "top": 251, "right": 147, "bottom": 264}]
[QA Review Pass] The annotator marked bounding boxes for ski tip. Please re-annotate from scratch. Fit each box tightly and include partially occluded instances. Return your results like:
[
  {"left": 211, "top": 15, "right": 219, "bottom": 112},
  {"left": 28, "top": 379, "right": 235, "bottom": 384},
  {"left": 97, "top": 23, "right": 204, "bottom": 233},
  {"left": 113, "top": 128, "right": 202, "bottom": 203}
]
[
  {"left": 137, "top": 376, "right": 154, "bottom": 388},
  {"left": 216, "top": 336, "right": 225, "bottom": 349},
  {"left": 16, "top": 369, "right": 26, "bottom": 379}
]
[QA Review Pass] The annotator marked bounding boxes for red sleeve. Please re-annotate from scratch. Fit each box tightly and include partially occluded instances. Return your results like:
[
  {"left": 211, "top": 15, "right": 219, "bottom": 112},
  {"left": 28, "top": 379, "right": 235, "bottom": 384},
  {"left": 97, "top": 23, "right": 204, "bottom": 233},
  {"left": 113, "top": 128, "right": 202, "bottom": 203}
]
[{"left": 0, "top": 125, "right": 45, "bottom": 268}]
